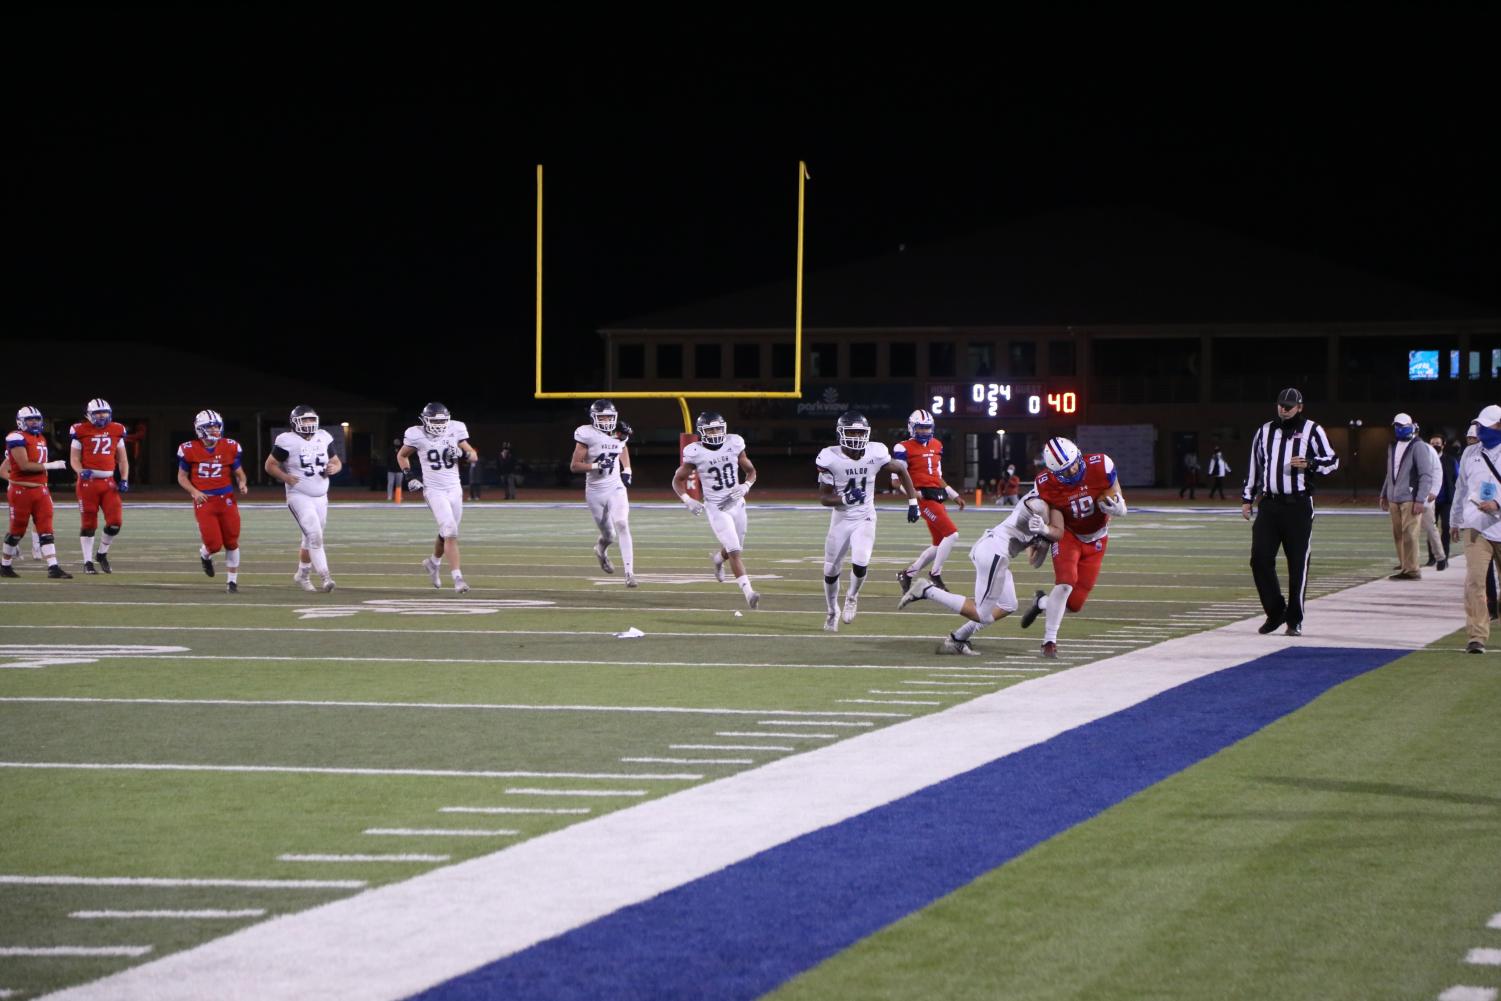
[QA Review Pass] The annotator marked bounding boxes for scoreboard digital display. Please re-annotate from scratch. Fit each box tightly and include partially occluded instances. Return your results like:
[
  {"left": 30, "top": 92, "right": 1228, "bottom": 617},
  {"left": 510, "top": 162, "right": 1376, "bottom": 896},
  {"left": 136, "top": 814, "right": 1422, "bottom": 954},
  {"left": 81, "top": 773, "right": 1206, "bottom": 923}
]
[{"left": 926, "top": 383, "right": 1080, "bottom": 419}]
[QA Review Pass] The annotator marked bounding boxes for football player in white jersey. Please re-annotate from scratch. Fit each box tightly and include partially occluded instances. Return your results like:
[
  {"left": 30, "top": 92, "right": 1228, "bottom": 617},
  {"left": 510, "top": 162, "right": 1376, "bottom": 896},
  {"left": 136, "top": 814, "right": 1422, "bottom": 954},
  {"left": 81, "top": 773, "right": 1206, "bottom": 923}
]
[
  {"left": 569, "top": 399, "right": 637, "bottom": 588},
  {"left": 816, "top": 411, "right": 920, "bottom": 632},
  {"left": 397, "top": 402, "right": 479, "bottom": 594},
  {"left": 264, "top": 404, "right": 342, "bottom": 593},
  {"left": 672, "top": 410, "right": 760, "bottom": 608},
  {"left": 898, "top": 490, "right": 1060, "bottom": 654}
]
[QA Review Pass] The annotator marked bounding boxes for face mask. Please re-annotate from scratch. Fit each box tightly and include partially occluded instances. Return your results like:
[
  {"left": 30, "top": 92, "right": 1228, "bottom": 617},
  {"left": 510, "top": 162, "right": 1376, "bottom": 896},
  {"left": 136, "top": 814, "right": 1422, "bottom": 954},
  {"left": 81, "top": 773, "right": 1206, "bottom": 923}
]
[
  {"left": 1479, "top": 425, "right": 1501, "bottom": 450},
  {"left": 1394, "top": 424, "right": 1415, "bottom": 441}
]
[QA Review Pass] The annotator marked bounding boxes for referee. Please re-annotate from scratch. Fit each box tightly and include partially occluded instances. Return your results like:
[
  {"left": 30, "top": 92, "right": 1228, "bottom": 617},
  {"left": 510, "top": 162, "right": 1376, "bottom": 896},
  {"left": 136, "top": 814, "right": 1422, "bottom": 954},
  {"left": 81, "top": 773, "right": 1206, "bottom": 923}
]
[{"left": 1242, "top": 387, "right": 1341, "bottom": 636}]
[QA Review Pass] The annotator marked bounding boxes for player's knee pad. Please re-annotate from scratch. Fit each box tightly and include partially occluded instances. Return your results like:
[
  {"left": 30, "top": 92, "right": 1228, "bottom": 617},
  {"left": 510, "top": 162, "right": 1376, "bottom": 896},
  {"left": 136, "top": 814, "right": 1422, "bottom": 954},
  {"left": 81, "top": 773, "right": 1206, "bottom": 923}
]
[
  {"left": 851, "top": 563, "right": 867, "bottom": 579},
  {"left": 824, "top": 574, "right": 839, "bottom": 585},
  {"left": 3, "top": 534, "right": 19, "bottom": 546},
  {"left": 38, "top": 534, "right": 54, "bottom": 546},
  {"left": 823, "top": 564, "right": 839, "bottom": 580},
  {"left": 104, "top": 524, "right": 121, "bottom": 536},
  {"left": 80, "top": 529, "right": 96, "bottom": 538},
  {"left": 304, "top": 531, "right": 324, "bottom": 550}
]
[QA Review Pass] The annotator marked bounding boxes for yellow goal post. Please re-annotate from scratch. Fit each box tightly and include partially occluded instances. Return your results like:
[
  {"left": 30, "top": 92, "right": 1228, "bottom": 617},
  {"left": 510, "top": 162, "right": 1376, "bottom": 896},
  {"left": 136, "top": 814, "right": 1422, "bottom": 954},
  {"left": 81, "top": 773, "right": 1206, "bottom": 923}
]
[{"left": 533, "top": 162, "right": 808, "bottom": 433}]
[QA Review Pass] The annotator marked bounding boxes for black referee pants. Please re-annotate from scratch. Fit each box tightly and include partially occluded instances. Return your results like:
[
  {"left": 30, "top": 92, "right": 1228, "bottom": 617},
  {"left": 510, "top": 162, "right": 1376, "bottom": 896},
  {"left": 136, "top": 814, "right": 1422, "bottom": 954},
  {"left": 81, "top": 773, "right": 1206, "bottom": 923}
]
[{"left": 1250, "top": 494, "right": 1314, "bottom": 627}]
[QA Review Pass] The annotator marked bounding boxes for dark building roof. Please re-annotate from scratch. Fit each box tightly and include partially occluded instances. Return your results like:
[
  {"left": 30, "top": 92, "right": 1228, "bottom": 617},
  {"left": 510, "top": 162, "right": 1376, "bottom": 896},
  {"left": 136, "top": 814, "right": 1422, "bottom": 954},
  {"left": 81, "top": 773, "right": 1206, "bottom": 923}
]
[{"left": 602, "top": 205, "right": 1494, "bottom": 332}]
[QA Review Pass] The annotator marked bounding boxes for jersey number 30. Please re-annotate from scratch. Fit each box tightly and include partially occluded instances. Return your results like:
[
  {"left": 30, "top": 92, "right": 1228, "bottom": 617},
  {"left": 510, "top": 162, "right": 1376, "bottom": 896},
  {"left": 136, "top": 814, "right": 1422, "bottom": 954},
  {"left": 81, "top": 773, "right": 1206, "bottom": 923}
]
[{"left": 704, "top": 461, "right": 736, "bottom": 491}]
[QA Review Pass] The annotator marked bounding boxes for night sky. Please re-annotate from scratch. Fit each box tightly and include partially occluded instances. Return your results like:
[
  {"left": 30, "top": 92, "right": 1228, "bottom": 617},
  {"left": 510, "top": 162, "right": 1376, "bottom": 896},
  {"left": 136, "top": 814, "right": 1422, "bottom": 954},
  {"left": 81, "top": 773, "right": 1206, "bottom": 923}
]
[{"left": 8, "top": 10, "right": 1496, "bottom": 414}]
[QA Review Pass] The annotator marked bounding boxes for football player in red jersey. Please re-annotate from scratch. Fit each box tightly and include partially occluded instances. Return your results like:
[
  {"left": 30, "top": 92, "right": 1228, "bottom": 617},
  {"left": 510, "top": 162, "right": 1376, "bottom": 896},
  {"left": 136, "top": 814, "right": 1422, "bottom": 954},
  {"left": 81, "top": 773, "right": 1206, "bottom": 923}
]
[
  {"left": 69, "top": 398, "right": 130, "bottom": 574},
  {"left": 892, "top": 409, "right": 966, "bottom": 592},
  {"left": 3, "top": 405, "right": 72, "bottom": 579},
  {"left": 176, "top": 409, "right": 249, "bottom": 593},
  {"left": 1018, "top": 436, "right": 1128, "bottom": 657}
]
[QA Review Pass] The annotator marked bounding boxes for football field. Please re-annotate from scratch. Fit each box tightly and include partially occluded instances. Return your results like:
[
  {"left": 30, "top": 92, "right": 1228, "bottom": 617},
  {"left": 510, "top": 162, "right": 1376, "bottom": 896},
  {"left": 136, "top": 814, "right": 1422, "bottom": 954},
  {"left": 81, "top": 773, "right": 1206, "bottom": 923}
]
[{"left": 1, "top": 501, "right": 1498, "bottom": 1000}]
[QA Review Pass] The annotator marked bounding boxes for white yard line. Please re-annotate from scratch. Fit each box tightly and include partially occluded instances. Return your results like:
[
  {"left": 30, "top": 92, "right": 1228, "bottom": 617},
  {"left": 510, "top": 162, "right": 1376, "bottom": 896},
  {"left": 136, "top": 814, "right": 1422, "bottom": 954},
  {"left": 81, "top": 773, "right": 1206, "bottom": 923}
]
[
  {"left": 1437, "top": 988, "right": 1498, "bottom": 1001},
  {"left": 504, "top": 788, "right": 646, "bottom": 797},
  {"left": 278, "top": 855, "right": 449, "bottom": 864},
  {"left": 836, "top": 698, "right": 940, "bottom": 706},
  {"left": 0, "top": 947, "right": 152, "bottom": 958},
  {"left": 1489, "top": 912, "right": 1501, "bottom": 929},
  {"left": 668, "top": 744, "right": 793, "bottom": 752},
  {"left": 715, "top": 732, "right": 835, "bottom": 740},
  {"left": 758, "top": 720, "right": 872, "bottom": 727},
  {"left": 40, "top": 558, "right": 1461, "bottom": 1001},
  {"left": 0, "top": 875, "right": 363, "bottom": 889},
  {"left": 0, "top": 762, "right": 698, "bottom": 781},
  {"left": 439, "top": 807, "right": 591, "bottom": 815},
  {"left": 619, "top": 757, "right": 754, "bottom": 765},
  {"left": 1466, "top": 949, "right": 1501, "bottom": 966},
  {"left": 362, "top": 830, "right": 517, "bottom": 838},
  {"left": 71, "top": 911, "right": 267, "bottom": 920}
]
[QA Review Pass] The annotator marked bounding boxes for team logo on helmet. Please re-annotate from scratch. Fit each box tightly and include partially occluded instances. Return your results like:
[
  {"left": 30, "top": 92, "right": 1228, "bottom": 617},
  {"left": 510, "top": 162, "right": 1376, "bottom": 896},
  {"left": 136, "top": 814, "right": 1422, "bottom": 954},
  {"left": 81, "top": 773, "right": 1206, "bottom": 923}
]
[
  {"left": 837, "top": 411, "right": 871, "bottom": 453},
  {"left": 420, "top": 402, "right": 450, "bottom": 439},
  {"left": 290, "top": 405, "right": 320, "bottom": 438},
  {"left": 194, "top": 409, "right": 224, "bottom": 445},
  {"left": 589, "top": 399, "right": 619, "bottom": 434},
  {"left": 86, "top": 398, "right": 113, "bottom": 428},
  {"left": 907, "top": 408, "right": 935, "bottom": 443},
  {"left": 695, "top": 411, "right": 727, "bottom": 447},
  {"left": 15, "top": 406, "right": 43, "bottom": 433},
  {"left": 1043, "top": 436, "right": 1085, "bottom": 484}
]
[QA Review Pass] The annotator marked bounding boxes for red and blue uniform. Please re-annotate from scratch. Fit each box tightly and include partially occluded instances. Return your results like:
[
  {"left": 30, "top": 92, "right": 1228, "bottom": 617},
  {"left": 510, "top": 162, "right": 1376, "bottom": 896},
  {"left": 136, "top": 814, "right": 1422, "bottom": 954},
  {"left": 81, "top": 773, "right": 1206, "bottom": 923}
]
[
  {"left": 179, "top": 438, "right": 242, "bottom": 553},
  {"left": 893, "top": 436, "right": 957, "bottom": 544},
  {"left": 1036, "top": 452, "right": 1117, "bottom": 613},
  {"left": 5, "top": 429, "right": 54, "bottom": 536},
  {"left": 71, "top": 420, "right": 127, "bottom": 532}
]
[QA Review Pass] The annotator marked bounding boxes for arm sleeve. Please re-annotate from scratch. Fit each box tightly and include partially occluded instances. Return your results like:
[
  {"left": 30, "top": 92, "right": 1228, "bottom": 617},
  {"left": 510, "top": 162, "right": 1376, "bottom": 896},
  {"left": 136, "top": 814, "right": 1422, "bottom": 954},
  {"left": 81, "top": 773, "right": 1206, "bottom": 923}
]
[
  {"left": 271, "top": 445, "right": 290, "bottom": 461},
  {"left": 1242, "top": 428, "right": 1262, "bottom": 503},
  {"left": 1309, "top": 423, "right": 1340, "bottom": 476}
]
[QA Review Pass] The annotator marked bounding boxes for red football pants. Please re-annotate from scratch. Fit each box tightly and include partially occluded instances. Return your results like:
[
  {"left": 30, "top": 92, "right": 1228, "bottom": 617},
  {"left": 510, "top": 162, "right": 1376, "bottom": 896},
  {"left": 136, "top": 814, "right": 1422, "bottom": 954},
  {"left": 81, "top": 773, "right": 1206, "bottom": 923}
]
[
  {"left": 193, "top": 495, "right": 241, "bottom": 553},
  {"left": 76, "top": 478, "right": 123, "bottom": 532},
  {"left": 1052, "top": 532, "right": 1109, "bottom": 612},
  {"left": 918, "top": 498, "right": 957, "bottom": 544},
  {"left": 7, "top": 484, "right": 54, "bottom": 536}
]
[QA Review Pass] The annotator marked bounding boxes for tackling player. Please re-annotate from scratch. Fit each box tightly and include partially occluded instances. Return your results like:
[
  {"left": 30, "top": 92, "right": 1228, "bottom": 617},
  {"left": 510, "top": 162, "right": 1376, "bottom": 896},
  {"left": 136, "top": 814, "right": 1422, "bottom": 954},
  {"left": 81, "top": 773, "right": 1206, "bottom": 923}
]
[
  {"left": 816, "top": 411, "right": 919, "bottom": 631},
  {"left": 177, "top": 409, "right": 248, "bottom": 592},
  {"left": 398, "top": 402, "right": 479, "bottom": 594},
  {"left": 1018, "top": 436, "right": 1127, "bottom": 657},
  {"left": 69, "top": 398, "right": 129, "bottom": 573},
  {"left": 2, "top": 405, "right": 72, "bottom": 579},
  {"left": 892, "top": 408, "right": 966, "bottom": 592},
  {"left": 673, "top": 411, "right": 760, "bottom": 609},
  {"left": 265, "top": 404, "right": 341, "bottom": 592},
  {"left": 569, "top": 399, "right": 637, "bottom": 588}
]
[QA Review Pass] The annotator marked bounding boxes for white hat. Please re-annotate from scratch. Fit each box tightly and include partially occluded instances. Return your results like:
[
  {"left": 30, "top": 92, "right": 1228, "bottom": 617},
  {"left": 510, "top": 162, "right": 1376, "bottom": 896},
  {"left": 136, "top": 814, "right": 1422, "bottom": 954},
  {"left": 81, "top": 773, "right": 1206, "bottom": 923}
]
[
  {"left": 1475, "top": 405, "right": 1501, "bottom": 427},
  {"left": 1392, "top": 412, "right": 1413, "bottom": 426}
]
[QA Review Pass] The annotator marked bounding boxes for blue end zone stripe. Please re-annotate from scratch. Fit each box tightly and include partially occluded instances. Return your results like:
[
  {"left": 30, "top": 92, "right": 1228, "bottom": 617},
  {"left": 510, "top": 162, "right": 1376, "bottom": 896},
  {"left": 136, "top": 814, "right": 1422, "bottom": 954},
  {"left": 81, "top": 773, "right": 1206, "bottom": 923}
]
[{"left": 409, "top": 646, "right": 1404, "bottom": 1001}]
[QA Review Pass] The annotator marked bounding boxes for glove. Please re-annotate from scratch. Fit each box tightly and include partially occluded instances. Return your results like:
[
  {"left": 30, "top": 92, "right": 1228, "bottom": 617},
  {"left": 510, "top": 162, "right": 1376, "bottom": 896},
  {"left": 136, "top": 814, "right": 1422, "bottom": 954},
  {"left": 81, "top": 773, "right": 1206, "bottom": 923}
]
[
  {"left": 682, "top": 495, "right": 705, "bottom": 516},
  {"left": 402, "top": 468, "right": 424, "bottom": 492},
  {"left": 118, "top": 480, "right": 130, "bottom": 493},
  {"left": 842, "top": 488, "right": 866, "bottom": 507},
  {"left": 616, "top": 420, "right": 633, "bottom": 441},
  {"left": 79, "top": 468, "right": 95, "bottom": 480},
  {"left": 727, "top": 483, "right": 749, "bottom": 502},
  {"left": 907, "top": 500, "right": 920, "bottom": 523},
  {"left": 44, "top": 460, "right": 67, "bottom": 470},
  {"left": 1027, "top": 513, "right": 1048, "bottom": 535},
  {"left": 595, "top": 452, "right": 618, "bottom": 474},
  {"left": 1099, "top": 493, "right": 1127, "bottom": 516},
  {"left": 621, "top": 470, "right": 632, "bottom": 488},
  {"left": 441, "top": 445, "right": 460, "bottom": 465}
]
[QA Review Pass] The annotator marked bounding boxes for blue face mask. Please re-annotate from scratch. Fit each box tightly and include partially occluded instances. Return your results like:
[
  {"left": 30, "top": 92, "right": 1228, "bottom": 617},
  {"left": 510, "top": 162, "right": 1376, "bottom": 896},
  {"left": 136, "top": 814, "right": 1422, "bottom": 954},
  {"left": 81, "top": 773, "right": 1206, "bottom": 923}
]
[
  {"left": 1394, "top": 424, "right": 1415, "bottom": 441},
  {"left": 1479, "top": 425, "right": 1501, "bottom": 450}
]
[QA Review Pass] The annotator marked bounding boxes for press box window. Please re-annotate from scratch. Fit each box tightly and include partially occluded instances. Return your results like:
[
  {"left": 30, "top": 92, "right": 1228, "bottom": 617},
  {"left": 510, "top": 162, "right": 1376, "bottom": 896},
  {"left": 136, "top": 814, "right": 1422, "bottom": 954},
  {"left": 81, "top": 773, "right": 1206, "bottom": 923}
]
[
  {"left": 657, "top": 344, "right": 683, "bottom": 379},
  {"left": 617, "top": 344, "right": 645, "bottom": 379}
]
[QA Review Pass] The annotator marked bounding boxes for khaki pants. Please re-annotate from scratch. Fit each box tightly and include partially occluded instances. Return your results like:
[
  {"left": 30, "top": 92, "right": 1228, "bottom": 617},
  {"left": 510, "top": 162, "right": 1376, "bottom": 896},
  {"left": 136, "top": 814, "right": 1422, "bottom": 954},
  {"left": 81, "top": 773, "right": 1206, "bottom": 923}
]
[
  {"left": 1464, "top": 530, "right": 1501, "bottom": 643},
  {"left": 1420, "top": 504, "right": 1444, "bottom": 559},
  {"left": 1389, "top": 502, "right": 1423, "bottom": 574}
]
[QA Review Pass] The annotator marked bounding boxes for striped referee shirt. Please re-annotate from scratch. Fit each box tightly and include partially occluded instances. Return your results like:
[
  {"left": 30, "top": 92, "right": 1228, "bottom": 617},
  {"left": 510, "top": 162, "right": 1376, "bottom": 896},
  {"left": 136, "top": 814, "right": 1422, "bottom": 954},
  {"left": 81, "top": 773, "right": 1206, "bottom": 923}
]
[{"left": 1242, "top": 417, "right": 1340, "bottom": 501}]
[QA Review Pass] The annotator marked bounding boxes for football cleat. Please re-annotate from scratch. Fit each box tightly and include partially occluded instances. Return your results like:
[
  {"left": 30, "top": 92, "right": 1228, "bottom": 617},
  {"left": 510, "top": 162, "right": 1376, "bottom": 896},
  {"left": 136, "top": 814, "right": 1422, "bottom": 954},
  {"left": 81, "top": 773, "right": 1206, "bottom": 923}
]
[
  {"left": 201, "top": 555, "right": 216, "bottom": 577},
  {"left": 712, "top": 552, "right": 726, "bottom": 583},
  {"left": 746, "top": 590, "right": 760, "bottom": 610},
  {"left": 47, "top": 565, "right": 72, "bottom": 580},
  {"left": 0, "top": 565, "right": 18, "bottom": 578},
  {"left": 937, "top": 636, "right": 980, "bottom": 656},
  {"left": 928, "top": 572, "right": 947, "bottom": 591},
  {"left": 96, "top": 553, "right": 111, "bottom": 574},
  {"left": 897, "top": 577, "right": 933, "bottom": 609},
  {"left": 897, "top": 569, "right": 914, "bottom": 593},
  {"left": 625, "top": 574, "right": 638, "bottom": 589},
  {"left": 422, "top": 556, "right": 442, "bottom": 589},
  {"left": 454, "top": 577, "right": 471, "bottom": 595},
  {"left": 842, "top": 593, "right": 859, "bottom": 624},
  {"left": 294, "top": 571, "right": 316, "bottom": 592},
  {"left": 84, "top": 561, "right": 98, "bottom": 575},
  {"left": 226, "top": 580, "right": 238, "bottom": 594},
  {"left": 1019, "top": 589, "right": 1045, "bottom": 629},
  {"left": 320, "top": 577, "right": 336, "bottom": 593},
  {"left": 1041, "top": 641, "right": 1057, "bottom": 659},
  {"left": 823, "top": 612, "right": 839, "bottom": 632},
  {"left": 594, "top": 541, "right": 615, "bottom": 574}
]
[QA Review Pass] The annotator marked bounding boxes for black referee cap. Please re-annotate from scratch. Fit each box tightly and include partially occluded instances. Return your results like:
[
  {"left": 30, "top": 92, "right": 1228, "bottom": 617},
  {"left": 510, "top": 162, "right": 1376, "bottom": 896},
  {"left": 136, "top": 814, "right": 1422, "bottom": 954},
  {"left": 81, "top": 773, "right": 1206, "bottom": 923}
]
[{"left": 1276, "top": 387, "right": 1303, "bottom": 407}]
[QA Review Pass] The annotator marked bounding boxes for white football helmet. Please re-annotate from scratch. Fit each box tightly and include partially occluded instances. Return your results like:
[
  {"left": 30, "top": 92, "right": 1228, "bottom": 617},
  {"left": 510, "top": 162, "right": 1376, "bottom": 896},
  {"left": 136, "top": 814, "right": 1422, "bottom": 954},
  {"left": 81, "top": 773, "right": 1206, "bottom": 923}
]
[
  {"left": 1042, "top": 436, "right": 1085, "bottom": 484},
  {"left": 695, "top": 410, "right": 727, "bottom": 447},
  {"left": 589, "top": 399, "right": 619, "bottom": 434},
  {"left": 907, "top": 408, "right": 935, "bottom": 443},
  {"left": 837, "top": 411, "right": 871, "bottom": 452},
  {"left": 86, "top": 398, "right": 113, "bottom": 428},
  {"left": 194, "top": 409, "right": 224, "bottom": 444},
  {"left": 15, "top": 406, "right": 43, "bottom": 433}
]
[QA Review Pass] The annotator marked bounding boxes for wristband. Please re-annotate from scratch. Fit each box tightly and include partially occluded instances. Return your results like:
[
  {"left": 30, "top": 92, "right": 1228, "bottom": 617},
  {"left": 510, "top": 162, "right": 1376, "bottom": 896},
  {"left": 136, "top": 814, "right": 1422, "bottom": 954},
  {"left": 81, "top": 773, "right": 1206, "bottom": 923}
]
[{"left": 944, "top": 485, "right": 960, "bottom": 501}]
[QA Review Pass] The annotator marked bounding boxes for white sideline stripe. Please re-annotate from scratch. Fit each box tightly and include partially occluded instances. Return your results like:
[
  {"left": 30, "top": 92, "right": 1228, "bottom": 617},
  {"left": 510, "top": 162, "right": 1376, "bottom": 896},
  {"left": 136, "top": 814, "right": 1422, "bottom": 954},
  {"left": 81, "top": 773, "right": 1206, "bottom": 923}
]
[
  {"left": 1489, "top": 912, "right": 1501, "bottom": 929},
  {"left": 363, "top": 829, "right": 517, "bottom": 838},
  {"left": 0, "top": 946, "right": 152, "bottom": 957},
  {"left": 0, "top": 875, "right": 363, "bottom": 889},
  {"left": 1466, "top": 948, "right": 1501, "bottom": 965},
  {"left": 0, "top": 697, "right": 904, "bottom": 720},
  {"left": 42, "top": 556, "right": 1463, "bottom": 1001},
  {"left": 620, "top": 757, "right": 753, "bottom": 765},
  {"left": 71, "top": 910, "right": 266, "bottom": 920},
  {"left": 716, "top": 732, "right": 836, "bottom": 740},
  {"left": 1438, "top": 987, "right": 1498, "bottom": 1001},
  {"left": 505, "top": 788, "right": 646, "bottom": 797},
  {"left": 759, "top": 720, "right": 872, "bottom": 727},
  {"left": 439, "top": 807, "right": 591, "bottom": 815},
  {"left": 669, "top": 744, "right": 794, "bottom": 752},
  {"left": 0, "top": 762, "right": 698, "bottom": 781},
  {"left": 278, "top": 855, "right": 449, "bottom": 864}
]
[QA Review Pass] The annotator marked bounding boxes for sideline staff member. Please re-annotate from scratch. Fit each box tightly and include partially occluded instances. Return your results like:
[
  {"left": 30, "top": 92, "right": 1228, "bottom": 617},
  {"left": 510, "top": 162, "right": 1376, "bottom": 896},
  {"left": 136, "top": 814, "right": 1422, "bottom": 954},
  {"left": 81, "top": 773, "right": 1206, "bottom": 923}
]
[{"left": 1242, "top": 387, "right": 1341, "bottom": 636}]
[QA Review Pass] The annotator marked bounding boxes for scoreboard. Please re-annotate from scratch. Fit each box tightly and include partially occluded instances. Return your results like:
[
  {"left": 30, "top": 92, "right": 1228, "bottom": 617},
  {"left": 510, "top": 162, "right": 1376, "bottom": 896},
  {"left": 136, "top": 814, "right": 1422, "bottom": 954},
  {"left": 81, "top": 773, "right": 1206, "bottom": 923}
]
[{"left": 925, "top": 382, "right": 1080, "bottom": 419}]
